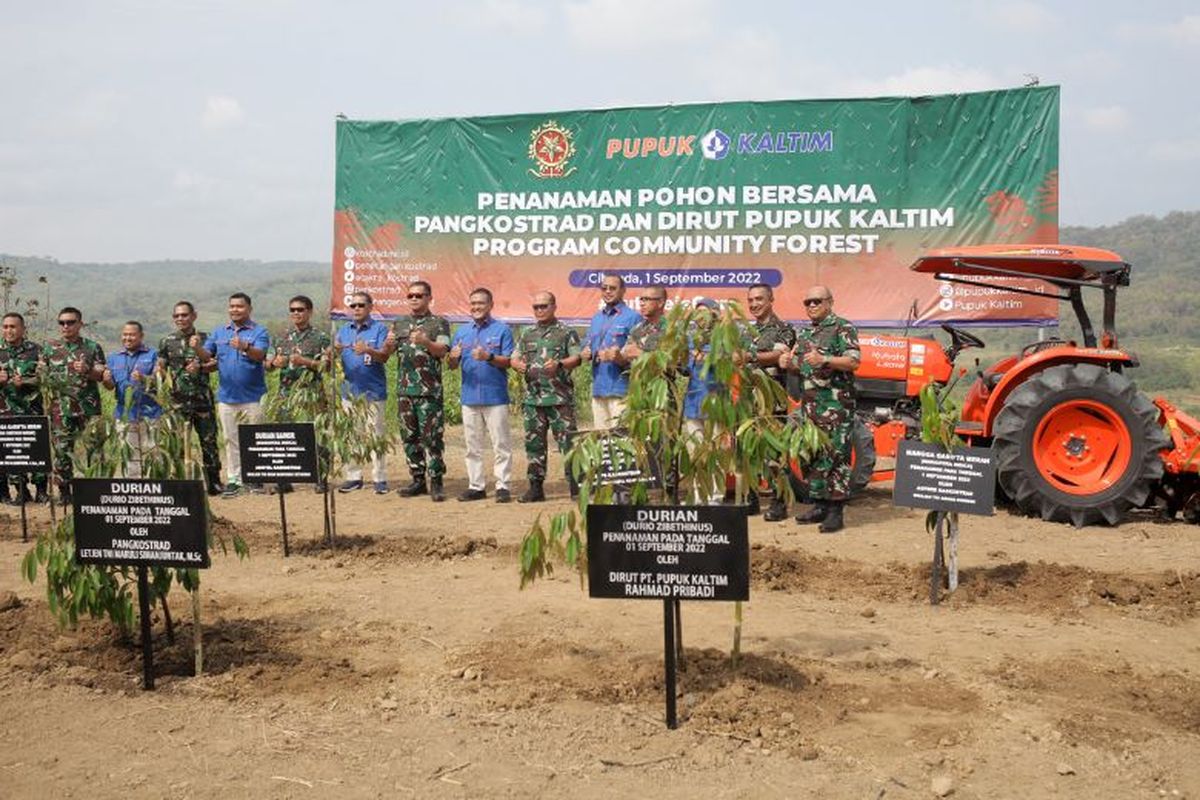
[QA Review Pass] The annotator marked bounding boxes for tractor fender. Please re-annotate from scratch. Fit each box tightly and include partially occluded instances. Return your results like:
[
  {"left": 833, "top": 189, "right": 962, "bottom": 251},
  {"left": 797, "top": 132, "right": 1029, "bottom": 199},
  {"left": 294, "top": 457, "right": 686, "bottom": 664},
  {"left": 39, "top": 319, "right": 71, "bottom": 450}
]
[{"left": 979, "top": 347, "right": 1136, "bottom": 437}]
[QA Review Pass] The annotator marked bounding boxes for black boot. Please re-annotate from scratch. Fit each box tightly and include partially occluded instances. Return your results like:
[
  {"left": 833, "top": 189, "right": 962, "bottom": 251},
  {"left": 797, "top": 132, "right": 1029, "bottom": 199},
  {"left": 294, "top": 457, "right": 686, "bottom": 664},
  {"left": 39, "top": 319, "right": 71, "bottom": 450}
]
[
  {"left": 745, "top": 491, "right": 761, "bottom": 515},
  {"left": 429, "top": 477, "right": 445, "bottom": 502},
  {"left": 206, "top": 468, "right": 225, "bottom": 497},
  {"left": 819, "top": 501, "right": 845, "bottom": 533},
  {"left": 397, "top": 478, "right": 428, "bottom": 497},
  {"left": 795, "top": 501, "right": 828, "bottom": 524},
  {"left": 518, "top": 479, "right": 545, "bottom": 504},
  {"left": 763, "top": 497, "right": 788, "bottom": 522}
]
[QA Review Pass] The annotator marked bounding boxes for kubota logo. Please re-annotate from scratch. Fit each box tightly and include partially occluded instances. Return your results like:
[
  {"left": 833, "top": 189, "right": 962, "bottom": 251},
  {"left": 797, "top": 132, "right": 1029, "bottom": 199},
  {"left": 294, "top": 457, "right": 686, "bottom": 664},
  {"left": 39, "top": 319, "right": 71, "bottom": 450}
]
[
  {"left": 528, "top": 120, "right": 576, "bottom": 178},
  {"left": 605, "top": 134, "right": 696, "bottom": 159}
]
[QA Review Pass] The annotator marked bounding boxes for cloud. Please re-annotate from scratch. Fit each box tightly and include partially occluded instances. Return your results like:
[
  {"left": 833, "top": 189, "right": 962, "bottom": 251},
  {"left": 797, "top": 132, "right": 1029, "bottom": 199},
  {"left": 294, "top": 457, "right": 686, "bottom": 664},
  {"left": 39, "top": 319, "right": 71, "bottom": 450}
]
[
  {"left": 451, "top": 0, "right": 548, "bottom": 35},
  {"left": 1118, "top": 14, "right": 1200, "bottom": 46},
  {"left": 694, "top": 28, "right": 797, "bottom": 101},
  {"left": 838, "top": 66, "right": 1006, "bottom": 98},
  {"left": 1167, "top": 14, "right": 1200, "bottom": 45},
  {"left": 977, "top": 1, "right": 1056, "bottom": 31},
  {"left": 1081, "top": 105, "right": 1130, "bottom": 132},
  {"left": 1148, "top": 138, "right": 1200, "bottom": 162},
  {"left": 564, "top": 0, "right": 715, "bottom": 50},
  {"left": 201, "top": 95, "right": 245, "bottom": 130},
  {"left": 172, "top": 168, "right": 216, "bottom": 191}
]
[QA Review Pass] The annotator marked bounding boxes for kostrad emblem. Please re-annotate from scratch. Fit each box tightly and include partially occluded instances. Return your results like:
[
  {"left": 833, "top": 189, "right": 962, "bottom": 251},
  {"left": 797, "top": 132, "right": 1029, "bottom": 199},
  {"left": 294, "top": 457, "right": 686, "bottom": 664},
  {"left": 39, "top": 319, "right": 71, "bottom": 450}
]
[{"left": 701, "top": 129, "right": 731, "bottom": 160}]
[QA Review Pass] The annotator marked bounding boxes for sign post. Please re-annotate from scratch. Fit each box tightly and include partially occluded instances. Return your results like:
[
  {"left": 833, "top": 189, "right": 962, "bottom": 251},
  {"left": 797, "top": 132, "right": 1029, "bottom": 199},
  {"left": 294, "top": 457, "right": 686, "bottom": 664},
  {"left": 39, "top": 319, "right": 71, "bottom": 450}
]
[
  {"left": 0, "top": 416, "right": 51, "bottom": 542},
  {"left": 893, "top": 441, "right": 996, "bottom": 605},
  {"left": 239, "top": 423, "right": 320, "bottom": 556},
  {"left": 587, "top": 505, "right": 749, "bottom": 728},
  {"left": 74, "top": 478, "right": 209, "bottom": 689}
]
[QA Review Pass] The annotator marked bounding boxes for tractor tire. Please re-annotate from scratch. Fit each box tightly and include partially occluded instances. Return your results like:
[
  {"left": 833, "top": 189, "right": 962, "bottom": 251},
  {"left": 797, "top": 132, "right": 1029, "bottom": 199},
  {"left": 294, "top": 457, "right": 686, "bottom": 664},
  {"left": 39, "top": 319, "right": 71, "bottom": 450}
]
[
  {"left": 992, "top": 364, "right": 1170, "bottom": 527},
  {"left": 849, "top": 417, "right": 876, "bottom": 495}
]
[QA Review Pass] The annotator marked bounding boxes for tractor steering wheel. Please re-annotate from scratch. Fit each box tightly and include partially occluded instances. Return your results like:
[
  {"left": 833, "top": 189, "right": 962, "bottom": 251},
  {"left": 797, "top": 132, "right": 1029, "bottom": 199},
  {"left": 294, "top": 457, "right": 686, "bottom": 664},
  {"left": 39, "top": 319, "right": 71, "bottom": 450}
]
[{"left": 941, "top": 324, "right": 985, "bottom": 362}]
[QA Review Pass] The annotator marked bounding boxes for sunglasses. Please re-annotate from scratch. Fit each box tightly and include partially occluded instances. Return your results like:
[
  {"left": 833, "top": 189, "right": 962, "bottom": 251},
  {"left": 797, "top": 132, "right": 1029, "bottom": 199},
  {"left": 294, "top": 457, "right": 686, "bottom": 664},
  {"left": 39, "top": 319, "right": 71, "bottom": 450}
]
[
  {"left": 407, "top": 293, "right": 427, "bottom": 300},
  {"left": 57, "top": 319, "right": 80, "bottom": 326},
  {"left": 288, "top": 307, "right": 308, "bottom": 313},
  {"left": 532, "top": 303, "right": 551, "bottom": 311},
  {"left": 802, "top": 298, "right": 826, "bottom": 307},
  {"left": 347, "top": 302, "right": 367, "bottom": 309},
  {"left": 639, "top": 296, "right": 665, "bottom": 302}
]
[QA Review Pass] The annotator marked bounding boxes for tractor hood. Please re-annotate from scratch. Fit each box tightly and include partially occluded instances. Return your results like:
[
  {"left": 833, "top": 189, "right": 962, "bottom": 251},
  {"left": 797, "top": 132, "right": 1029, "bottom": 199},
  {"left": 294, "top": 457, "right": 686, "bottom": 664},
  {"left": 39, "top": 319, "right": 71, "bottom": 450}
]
[{"left": 910, "top": 244, "right": 1130, "bottom": 283}]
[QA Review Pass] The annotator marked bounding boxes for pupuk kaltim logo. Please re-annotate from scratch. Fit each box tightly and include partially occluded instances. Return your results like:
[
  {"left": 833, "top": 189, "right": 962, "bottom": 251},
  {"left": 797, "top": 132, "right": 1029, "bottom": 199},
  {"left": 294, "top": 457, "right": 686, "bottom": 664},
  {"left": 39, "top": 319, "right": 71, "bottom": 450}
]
[{"left": 528, "top": 120, "right": 576, "bottom": 178}]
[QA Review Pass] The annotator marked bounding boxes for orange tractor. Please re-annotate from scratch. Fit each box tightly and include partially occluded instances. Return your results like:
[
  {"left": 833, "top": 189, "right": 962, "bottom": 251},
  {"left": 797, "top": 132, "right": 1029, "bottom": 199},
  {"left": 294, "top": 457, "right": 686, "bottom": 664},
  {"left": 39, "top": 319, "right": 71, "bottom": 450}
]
[{"left": 846, "top": 244, "right": 1200, "bottom": 526}]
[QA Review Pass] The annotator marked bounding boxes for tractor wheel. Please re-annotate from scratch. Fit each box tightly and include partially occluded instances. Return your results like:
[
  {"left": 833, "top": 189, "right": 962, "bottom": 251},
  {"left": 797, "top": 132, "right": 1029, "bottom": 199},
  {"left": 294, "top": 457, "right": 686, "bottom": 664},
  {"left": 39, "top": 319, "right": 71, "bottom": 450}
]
[
  {"left": 992, "top": 364, "right": 1170, "bottom": 527},
  {"left": 849, "top": 417, "right": 876, "bottom": 495}
]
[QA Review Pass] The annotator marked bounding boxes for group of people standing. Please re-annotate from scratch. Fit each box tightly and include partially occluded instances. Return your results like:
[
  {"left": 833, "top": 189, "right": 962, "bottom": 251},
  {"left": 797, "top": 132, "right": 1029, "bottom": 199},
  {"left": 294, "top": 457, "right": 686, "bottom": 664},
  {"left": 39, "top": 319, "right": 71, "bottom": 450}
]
[
  {"left": 0, "top": 295, "right": 289, "bottom": 502},
  {"left": 0, "top": 276, "right": 861, "bottom": 531}
]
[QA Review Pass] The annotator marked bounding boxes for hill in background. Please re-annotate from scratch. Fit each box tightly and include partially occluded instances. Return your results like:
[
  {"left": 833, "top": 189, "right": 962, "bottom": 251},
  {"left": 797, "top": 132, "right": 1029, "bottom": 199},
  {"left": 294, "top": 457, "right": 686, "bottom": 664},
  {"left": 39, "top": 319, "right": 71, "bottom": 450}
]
[{"left": 3, "top": 210, "right": 1198, "bottom": 403}]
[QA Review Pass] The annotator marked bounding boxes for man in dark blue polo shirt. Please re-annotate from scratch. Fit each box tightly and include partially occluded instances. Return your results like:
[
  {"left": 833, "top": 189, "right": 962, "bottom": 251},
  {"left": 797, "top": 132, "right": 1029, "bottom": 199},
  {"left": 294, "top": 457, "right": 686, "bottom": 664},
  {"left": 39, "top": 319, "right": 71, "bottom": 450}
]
[
  {"left": 101, "top": 320, "right": 162, "bottom": 479},
  {"left": 335, "top": 291, "right": 391, "bottom": 494},
  {"left": 448, "top": 287, "right": 514, "bottom": 503},
  {"left": 207, "top": 292, "right": 270, "bottom": 497},
  {"left": 579, "top": 273, "right": 640, "bottom": 430}
]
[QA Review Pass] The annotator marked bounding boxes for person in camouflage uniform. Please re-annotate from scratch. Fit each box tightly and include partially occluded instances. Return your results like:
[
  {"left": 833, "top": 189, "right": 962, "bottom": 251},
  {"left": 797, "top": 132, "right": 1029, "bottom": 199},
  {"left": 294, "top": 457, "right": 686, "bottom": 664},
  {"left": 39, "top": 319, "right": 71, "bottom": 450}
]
[
  {"left": 0, "top": 312, "right": 48, "bottom": 503},
  {"left": 267, "top": 295, "right": 332, "bottom": 493},
  {"left": 42, "top": 307, "right": 105, "bottom": 501},
  {"left": 511, "top": 291, "right": 582, "bottom": 503},
  {"left": 621, "top": 286, "right": 670, "bottom": 500},
  {"left": 157, "top": 301, "right": 223, "bottom": 495},
  {"left": 621, "top": 286, "right": 668, "bottom": 360},
  {"left": 746, "top": 283, "right": 799, "bottom": 521},
  {"left": 385, "top": 281, "right": 452, "bottom": 502},
  {"left": 780, "top": 285, "right": 860, "bottom": 533}
]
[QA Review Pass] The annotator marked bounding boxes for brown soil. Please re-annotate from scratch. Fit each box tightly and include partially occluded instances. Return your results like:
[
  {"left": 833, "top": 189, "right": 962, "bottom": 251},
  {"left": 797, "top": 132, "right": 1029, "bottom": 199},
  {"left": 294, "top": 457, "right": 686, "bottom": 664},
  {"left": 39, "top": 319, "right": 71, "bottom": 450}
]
[{"left": 2, "top": 429, "right": 1199, "bottom": 798}]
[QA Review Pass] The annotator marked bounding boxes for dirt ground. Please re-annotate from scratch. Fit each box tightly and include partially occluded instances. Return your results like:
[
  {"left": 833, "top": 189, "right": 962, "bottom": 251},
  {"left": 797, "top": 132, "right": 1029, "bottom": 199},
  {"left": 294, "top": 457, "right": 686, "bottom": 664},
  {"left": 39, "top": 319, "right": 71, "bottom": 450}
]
[{"left": 2, "top": 427, "right": 1199, "bottom": 799}]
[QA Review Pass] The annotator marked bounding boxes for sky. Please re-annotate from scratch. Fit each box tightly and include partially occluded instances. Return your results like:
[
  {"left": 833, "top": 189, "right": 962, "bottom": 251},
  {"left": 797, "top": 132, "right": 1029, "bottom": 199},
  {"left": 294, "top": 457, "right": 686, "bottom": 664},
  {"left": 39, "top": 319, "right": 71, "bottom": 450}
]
[{"left": 1, "top": 0, "right": 1197, "bottom": 263}]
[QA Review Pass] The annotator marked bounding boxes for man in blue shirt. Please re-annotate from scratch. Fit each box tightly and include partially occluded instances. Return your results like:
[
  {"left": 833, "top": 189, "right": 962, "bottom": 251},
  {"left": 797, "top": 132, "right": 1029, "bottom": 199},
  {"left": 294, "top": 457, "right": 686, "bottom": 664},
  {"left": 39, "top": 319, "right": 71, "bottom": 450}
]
[
  {"left": 101, "top": 320, "right": 162, "bottom": 479},
  {"left": 335, "top": 291, "right": 391, "bottom": 494},
  {"left": 448, "top": 287, "right": 514, "bottom": 502},
  {"left": 206, "top": 292, "right": 270, "bottom": 497},
  {"left": 579, "top": 273, "right": 641, "bottom": 430}
]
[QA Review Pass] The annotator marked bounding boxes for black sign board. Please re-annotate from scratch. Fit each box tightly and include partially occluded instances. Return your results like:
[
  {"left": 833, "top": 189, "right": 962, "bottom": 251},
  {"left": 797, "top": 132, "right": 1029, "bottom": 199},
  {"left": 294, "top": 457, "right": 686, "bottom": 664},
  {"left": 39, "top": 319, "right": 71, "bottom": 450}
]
[
  {"left": 0, "top": 415, "right": 51, "bottom": 473},
  {"left": 74, "top": 479, "right": 209, "bottom": 568},
  {"left": 893, "top": 441, "right": 996, "bottom": 516},
  {"left": 569, "top": 428, "right": 662, "bottom": 487},
  {"left": 238, "top": 423, "right": 319, "bottom": 483},
  {"left": 587, "top": 505, "right": 749, "bottom": 601}
]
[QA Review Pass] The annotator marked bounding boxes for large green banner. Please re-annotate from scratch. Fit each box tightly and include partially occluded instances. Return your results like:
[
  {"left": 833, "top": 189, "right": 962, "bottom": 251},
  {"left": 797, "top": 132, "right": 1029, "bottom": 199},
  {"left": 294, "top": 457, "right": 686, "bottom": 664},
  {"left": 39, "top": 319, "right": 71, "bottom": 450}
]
[{"left": 333, "top": 86, "right": 1059, "bottom": 325}]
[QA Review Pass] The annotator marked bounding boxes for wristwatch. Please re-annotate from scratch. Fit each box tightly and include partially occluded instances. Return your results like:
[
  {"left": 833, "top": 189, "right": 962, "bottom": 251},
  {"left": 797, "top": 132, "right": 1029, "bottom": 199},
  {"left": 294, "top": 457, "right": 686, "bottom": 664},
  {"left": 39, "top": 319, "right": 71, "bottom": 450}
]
[{"left": 486, "top": 352, "right": 495, "bottom": 363}]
